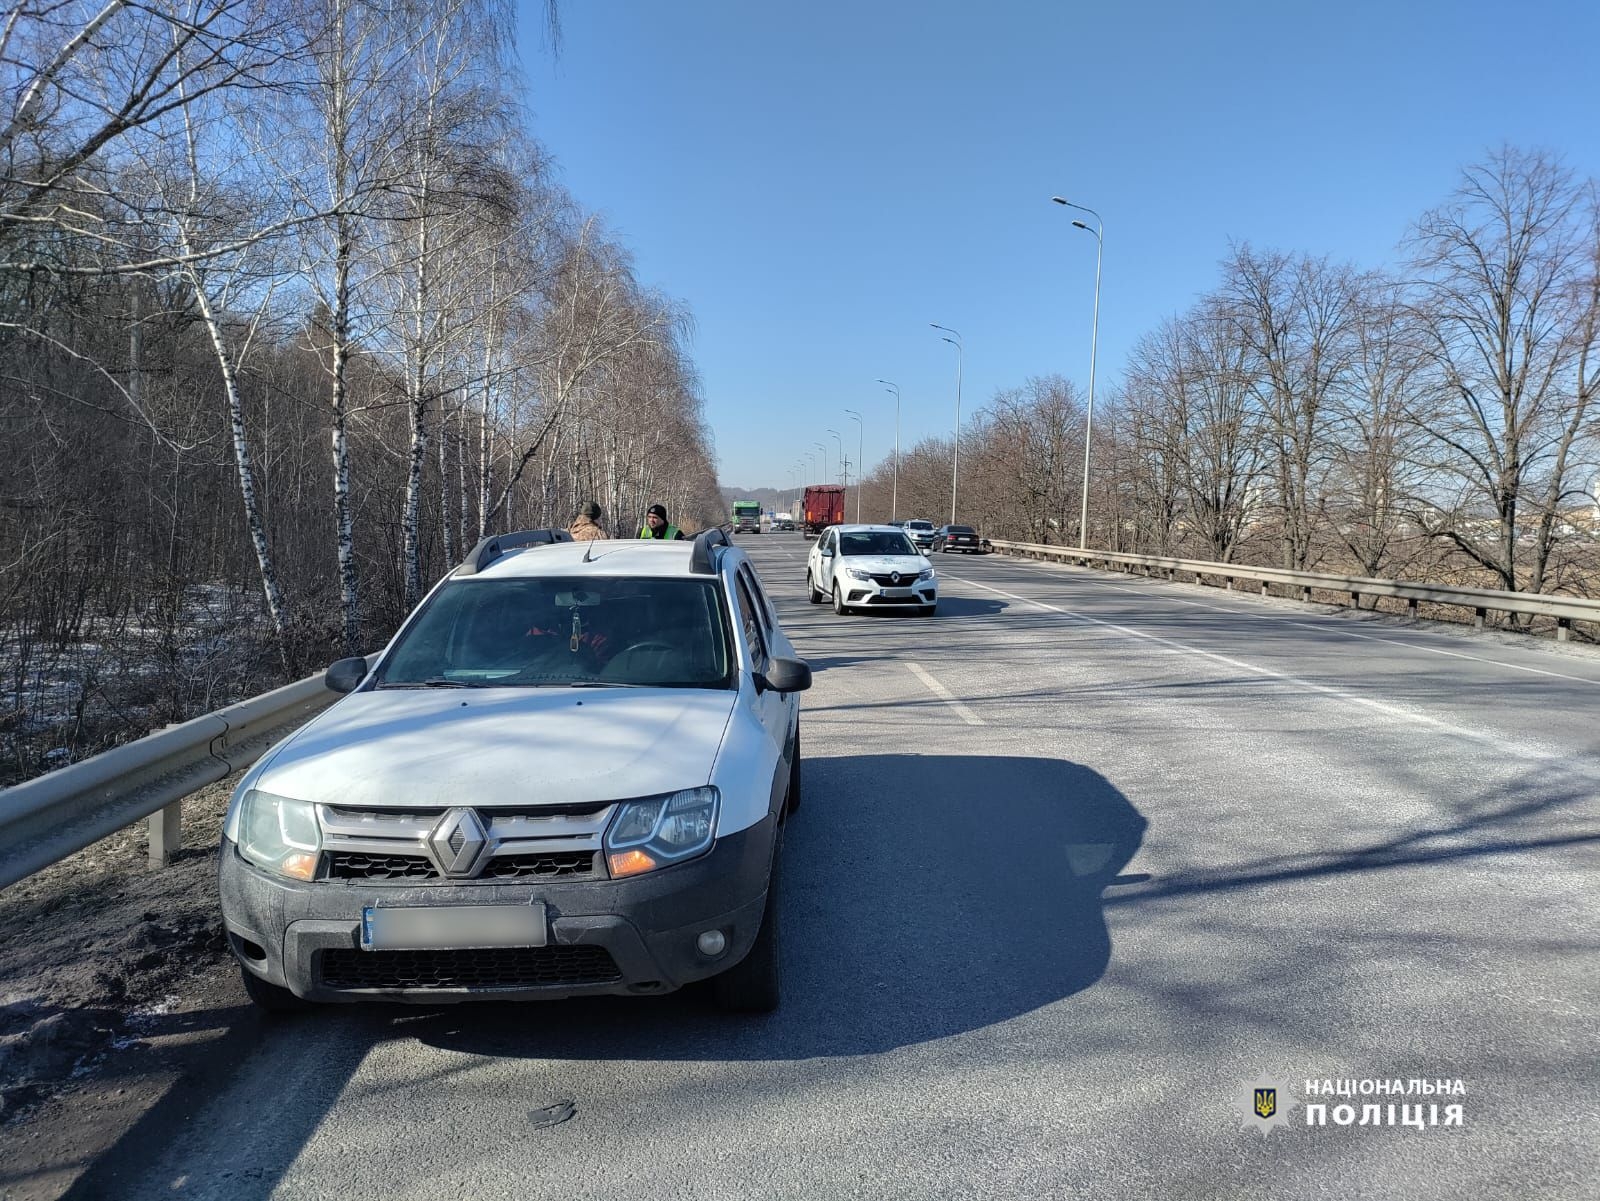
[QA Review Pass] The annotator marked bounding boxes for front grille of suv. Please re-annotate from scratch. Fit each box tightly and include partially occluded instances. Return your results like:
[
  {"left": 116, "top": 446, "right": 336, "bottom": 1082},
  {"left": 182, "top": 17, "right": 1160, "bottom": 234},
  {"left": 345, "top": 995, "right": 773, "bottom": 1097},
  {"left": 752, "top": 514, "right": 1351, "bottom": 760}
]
[
  {"left": 868, "top": 572, "right": 921, "bottom": 587},
  {"left": 481, "top": 851, "right": 597, "bottom": 880},
  {"left": 325, "top": 850, "right": 598, "bottom": 882},
  {"left": 319, "top": 945, "right": 621, "bottom": 991},
  {"left": 327, "top": 852, "right": 437, "bottom": 881}
]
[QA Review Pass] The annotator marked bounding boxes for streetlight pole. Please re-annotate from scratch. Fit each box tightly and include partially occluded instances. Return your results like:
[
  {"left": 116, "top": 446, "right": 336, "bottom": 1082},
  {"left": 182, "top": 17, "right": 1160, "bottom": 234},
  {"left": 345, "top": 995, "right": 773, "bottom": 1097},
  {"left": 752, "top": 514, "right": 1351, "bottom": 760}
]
[
  {"left": 1052, "top": 196, "right": 1103, "bottom": 550},
  {"left": 930, "top": 324, "right": 963, "bottom": 525},
  {"left": 875, "top": 380, "right": 900, "bottom": 521},
  {"left": 844, "top": 410, "right": 863, "bottom": 522},
  {"left": 827, "top": 429, "right": 844, "bottom": 492},
  {"left": 814, "top": 442, "right": 829, "bottom": 487}
]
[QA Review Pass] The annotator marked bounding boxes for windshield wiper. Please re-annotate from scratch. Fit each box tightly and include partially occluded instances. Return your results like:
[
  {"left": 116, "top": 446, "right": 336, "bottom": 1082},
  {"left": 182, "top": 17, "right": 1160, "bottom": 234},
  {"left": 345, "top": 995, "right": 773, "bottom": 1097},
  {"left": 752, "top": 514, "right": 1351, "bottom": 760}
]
[{"left": 375, "top": 677, "right": 477, "bottom": 689}]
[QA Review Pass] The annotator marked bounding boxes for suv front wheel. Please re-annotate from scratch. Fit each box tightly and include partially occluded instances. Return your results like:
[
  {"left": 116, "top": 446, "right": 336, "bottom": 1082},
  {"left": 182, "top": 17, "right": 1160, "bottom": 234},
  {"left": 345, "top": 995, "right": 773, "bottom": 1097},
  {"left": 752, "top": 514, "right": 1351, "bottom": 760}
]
[
  {"left": 832, "top": 583, "right": 849, "bottom": 615},
  {"left": 806, "top": 571, "right": 823, "bottom": 604},
  {"left": 240, "top": 966, "right": 310, "bottom": 1014},
  {"left": 712, "top": 834, "right": 782, "bottom": 1013}
]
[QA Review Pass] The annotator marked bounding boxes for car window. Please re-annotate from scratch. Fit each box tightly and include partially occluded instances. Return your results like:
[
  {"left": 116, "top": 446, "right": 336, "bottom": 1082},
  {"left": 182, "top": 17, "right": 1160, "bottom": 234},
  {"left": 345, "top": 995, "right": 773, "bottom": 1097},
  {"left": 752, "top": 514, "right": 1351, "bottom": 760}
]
[
  {"left": 739, "top": 564, "right": 776, "bottom": 632},
  {"left": 732, "top": 573, "right": 769, "bottom": 671},
  {"left": 840, "top": 531, "right": 917, "bottom": 556},
  {"left": 378, "top": 577, "right": 733, "bottom": 689},
  {"left": 907, "top": 521, "right": 933, "bottom": 531},
  {"left": 948, "top": 525, "right": 975, "bottom": 534}
]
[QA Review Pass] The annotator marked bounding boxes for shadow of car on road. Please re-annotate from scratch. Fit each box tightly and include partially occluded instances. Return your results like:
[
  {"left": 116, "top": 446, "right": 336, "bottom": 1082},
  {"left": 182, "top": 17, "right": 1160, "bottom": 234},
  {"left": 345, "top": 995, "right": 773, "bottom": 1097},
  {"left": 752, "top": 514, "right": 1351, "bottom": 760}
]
[{"left": 409, "top": 753, "right": 1144, "bottom": 1062}]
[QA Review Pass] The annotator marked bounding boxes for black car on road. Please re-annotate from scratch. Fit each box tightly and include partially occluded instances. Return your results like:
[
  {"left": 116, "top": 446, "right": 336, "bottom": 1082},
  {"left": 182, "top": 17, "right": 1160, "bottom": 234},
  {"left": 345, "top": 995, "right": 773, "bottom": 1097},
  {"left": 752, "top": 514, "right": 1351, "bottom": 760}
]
[{"left": 933, "top": 524, "right": 982, "bottom": 553}]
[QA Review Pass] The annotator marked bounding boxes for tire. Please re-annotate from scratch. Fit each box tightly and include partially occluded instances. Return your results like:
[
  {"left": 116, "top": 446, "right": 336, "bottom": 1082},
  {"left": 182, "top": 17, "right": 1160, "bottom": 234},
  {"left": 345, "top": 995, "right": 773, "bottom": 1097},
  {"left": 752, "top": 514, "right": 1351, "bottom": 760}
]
[
  {"left": 713, "top": 835, "right": 782, "bottom": 1014},
  {"left": 240, "top": 965, "right": 311, "bottom": 1013},
  {"left": 806, "top": 572, "right": 823, "bottom": 604},
  {"left": 785, "top": 724, "right": 801, "bottom": 816},
  {"left": 832, "top": 584, "right": 848, "bottom": 615}
]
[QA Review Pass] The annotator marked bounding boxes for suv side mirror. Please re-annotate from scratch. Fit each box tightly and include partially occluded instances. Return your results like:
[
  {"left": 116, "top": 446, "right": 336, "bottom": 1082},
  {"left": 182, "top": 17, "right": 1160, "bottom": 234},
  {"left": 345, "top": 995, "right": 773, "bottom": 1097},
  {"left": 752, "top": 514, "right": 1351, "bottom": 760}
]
[
  {"left": 757, "top": 656, "right": 812, "bottom": 694},
  {"left": 325, "top": 656, "right": 369, "bottom": 694}
]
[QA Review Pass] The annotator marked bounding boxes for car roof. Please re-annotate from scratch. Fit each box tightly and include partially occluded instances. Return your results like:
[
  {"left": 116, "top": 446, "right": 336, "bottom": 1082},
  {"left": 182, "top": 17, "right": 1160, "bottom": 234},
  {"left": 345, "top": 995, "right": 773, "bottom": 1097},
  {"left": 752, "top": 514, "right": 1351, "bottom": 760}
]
[
  {"left": 831, "top": 524, "right": 915, "bottom": 534},
  {"left": 458, "top": 538, "right": 743, "bottom": 581}
]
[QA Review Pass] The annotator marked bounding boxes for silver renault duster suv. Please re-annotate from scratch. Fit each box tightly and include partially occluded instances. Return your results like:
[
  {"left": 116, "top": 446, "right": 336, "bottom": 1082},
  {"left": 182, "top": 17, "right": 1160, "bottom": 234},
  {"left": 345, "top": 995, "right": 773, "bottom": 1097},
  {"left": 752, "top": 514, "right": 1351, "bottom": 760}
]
[{"left": 219, "top": 529, "right": 810, "bottom": 1013}]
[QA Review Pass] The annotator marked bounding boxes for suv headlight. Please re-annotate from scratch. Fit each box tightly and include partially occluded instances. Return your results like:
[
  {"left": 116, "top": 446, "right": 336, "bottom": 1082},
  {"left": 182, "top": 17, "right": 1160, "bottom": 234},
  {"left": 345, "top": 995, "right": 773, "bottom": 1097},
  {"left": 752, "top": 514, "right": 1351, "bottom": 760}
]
[
  {"left": 604, "top": 786, "right": 719, "bottom": 878},
  {"left": 917, "top": 567, "right": 935, "bottom": 580},
  {"left": 843, "top": 567, "right": 873, "bottom": 581},
  {"left": 237, "top": 789, "right": 321, "bottom": 880}
]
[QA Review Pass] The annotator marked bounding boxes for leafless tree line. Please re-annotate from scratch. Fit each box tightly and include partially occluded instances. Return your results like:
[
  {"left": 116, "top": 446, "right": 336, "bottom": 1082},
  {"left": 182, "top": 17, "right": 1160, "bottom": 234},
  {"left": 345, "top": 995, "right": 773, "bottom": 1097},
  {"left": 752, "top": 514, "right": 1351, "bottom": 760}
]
[
  {"left": 0, "top": 0, "right": 721, "bottom": 779},
  {"left": 855, "top": 148, "right": 1600, "bottom": 600}
]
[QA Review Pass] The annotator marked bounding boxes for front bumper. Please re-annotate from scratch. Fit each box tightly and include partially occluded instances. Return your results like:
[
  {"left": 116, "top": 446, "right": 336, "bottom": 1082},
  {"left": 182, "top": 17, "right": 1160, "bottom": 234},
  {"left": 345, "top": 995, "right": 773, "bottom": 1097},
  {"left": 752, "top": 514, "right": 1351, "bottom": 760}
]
[
  {"left": 840, "top": 575, "right": 936, "bottom": 607},
  {"left": 219, "top": 817, "right": 777, "bottom": 1003}
]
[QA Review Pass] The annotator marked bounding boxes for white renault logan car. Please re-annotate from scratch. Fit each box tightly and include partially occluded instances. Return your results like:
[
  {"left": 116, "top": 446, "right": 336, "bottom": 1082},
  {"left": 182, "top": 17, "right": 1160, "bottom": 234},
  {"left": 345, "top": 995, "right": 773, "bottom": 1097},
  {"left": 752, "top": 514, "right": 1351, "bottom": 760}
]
[
  {"left": 806, "top": 524, "right": 937, "bottom": 615},
  {"left": 219, "top": 529, "right": 809, "bottom": 1014}
]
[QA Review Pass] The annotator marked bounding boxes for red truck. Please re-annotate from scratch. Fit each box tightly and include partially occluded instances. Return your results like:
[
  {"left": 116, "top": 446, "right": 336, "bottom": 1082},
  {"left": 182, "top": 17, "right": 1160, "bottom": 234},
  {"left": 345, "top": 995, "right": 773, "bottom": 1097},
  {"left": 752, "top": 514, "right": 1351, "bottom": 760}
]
[{"left": 801, "top": 484, "right": 845, "bottom": 539}]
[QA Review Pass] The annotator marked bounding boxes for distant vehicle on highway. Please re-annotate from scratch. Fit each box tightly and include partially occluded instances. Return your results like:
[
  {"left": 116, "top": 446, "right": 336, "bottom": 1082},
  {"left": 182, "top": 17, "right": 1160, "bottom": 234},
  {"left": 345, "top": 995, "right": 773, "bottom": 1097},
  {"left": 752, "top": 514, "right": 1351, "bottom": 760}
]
[
  {"left": 903, "top": 519, "right": 936, "bottom": 550},
  {"left": 801, "top": 484, "right": 845, "bottom": 539},
  {"left": 806, "top": 523, "right": 936, "bottom": 616},
  {"left": 218, "top": 528, "right": 811, "bottom": 1014},
  {"left": 731, "top": 499, "right": 761, "bottom": 533},
  {"left": 933, "top": 524, "right": 982, "bottom": 553}
]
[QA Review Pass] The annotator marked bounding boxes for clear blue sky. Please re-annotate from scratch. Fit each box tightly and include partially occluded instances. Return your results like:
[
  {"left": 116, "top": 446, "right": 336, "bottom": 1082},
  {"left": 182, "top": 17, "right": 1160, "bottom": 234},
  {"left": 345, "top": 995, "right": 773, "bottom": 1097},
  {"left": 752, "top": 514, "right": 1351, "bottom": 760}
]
[{"left": 517, "top": 0, "right": 1600, "bottom": 491}]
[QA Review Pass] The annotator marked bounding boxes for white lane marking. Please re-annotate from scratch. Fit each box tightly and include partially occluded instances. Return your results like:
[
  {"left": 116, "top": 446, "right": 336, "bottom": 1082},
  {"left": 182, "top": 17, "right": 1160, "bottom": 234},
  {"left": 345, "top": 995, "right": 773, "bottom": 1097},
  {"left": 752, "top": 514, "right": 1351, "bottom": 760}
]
[
  {"left": 1157, "top": 595, "right": 1600, "bottom": 687},
  {"left": 951, "top": 576, "right": 1572, "bottom": 764},
  {"left": 906, "top": 662, "right": 985, "bottom": 726},
  {"left": 945, "top": 559, "right": 1600, "bottom": 687}
]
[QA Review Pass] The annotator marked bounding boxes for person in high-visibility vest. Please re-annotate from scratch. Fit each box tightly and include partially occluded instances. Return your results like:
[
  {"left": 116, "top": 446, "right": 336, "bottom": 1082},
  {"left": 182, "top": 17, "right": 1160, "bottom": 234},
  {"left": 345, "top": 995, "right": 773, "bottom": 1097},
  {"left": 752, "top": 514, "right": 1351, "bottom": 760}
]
[{"left": 638, "top": 503, "right": 684, "bottom": 540}]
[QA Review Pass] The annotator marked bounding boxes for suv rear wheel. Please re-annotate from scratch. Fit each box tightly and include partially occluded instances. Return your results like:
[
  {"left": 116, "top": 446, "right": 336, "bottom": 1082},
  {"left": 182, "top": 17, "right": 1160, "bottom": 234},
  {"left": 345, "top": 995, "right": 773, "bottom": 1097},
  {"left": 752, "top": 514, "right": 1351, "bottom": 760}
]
[{"left": 785, "top": 726, "right": 801, "bottom": 816}]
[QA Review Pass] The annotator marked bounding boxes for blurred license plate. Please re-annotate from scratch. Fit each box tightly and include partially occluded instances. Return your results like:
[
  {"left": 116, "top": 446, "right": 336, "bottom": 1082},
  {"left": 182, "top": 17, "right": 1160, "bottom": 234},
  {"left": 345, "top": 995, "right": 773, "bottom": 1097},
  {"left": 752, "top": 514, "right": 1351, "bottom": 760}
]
[{"left": 360, "top": 903, "right": 547, "bottom": 951}]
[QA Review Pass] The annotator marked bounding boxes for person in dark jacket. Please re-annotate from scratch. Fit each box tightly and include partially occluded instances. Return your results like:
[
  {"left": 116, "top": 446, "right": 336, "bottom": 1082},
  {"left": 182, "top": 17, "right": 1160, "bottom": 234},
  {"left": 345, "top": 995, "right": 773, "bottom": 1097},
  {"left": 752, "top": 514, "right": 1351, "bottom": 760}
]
[{"left": 638, "top": 504, "right": 685, "bottom": 539}]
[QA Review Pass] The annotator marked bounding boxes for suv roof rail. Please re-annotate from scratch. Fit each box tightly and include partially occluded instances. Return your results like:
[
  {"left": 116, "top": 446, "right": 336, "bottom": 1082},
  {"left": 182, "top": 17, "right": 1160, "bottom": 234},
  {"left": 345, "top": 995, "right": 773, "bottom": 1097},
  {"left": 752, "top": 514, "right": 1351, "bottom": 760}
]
[
  {"left": 457, "top": 528, "right": 574, "bottom": 575},
  {"left": 689, "top": 527, "right": 731, "bottom": 575}
]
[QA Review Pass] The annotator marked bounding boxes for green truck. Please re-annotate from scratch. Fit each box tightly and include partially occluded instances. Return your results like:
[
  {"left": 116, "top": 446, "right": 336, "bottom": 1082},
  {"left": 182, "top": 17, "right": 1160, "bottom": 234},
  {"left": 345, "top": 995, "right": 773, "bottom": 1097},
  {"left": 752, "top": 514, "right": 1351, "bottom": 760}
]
[{"left": 732, "top": 499, "right": 762, "bottom": 533}]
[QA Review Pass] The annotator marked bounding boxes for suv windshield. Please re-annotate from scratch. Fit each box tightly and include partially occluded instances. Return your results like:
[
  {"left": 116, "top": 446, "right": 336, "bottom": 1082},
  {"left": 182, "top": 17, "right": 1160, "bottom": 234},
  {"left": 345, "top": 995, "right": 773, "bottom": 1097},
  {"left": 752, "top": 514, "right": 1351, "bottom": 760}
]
[
  {"left": 378, "top": 577, "right": 732, "bottom": 689},
  {"left": 840, "top": 531, "right": 917, "bottom": 556},
  {"left": 906, "top": 521, "right": 934, "bottom": 531}
]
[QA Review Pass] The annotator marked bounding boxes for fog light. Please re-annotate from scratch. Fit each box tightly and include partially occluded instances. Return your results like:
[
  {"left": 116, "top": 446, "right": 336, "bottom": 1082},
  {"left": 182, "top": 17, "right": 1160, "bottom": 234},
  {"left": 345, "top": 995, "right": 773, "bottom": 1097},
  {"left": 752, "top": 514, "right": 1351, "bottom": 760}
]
[{"left": 696, "top": 929, "right": 727, "bottom": 957}]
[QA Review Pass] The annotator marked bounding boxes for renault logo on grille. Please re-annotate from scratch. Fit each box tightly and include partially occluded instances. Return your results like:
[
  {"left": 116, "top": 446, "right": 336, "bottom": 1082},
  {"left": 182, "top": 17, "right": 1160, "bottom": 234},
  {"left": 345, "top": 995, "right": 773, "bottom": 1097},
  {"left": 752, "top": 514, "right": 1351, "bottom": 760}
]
[
  {"left": 890, "top": 571, "right": 902, "bottom": 584},
  {"left": 428, "top": 808, "right": 487, "bottom": 878}
]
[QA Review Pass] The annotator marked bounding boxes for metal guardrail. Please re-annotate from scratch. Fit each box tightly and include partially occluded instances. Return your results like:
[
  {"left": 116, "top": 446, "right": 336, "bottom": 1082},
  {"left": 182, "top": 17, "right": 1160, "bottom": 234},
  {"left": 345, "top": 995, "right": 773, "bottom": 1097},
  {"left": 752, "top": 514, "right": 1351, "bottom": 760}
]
[
  {"left": 986, "top": 540, "right": 1600, "bottom": 638},
  {"left": 0, "top": 672, "right": 340, "bottom": 890}
]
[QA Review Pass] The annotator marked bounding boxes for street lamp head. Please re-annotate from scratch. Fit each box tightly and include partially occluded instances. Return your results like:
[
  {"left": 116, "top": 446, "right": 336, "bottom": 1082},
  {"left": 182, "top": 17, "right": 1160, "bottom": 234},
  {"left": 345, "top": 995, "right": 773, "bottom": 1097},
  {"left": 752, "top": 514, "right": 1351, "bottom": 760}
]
[
  {"left": 942, "top": 337, "right": 957, "bottom": 347},
  {"left": 1072, "top": 219, "right": 1088, "bottom": 230},
  {"left": 1051, "top": 196, "right": 1068, "bottom": 205}
]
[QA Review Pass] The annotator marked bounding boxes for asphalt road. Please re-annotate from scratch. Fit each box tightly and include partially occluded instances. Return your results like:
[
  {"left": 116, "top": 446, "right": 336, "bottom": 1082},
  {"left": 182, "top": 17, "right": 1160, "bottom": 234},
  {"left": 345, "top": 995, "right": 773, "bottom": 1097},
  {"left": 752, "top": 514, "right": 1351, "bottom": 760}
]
[{"left": 61, "top": 535, "right": 1600, "bottom": 1200}]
